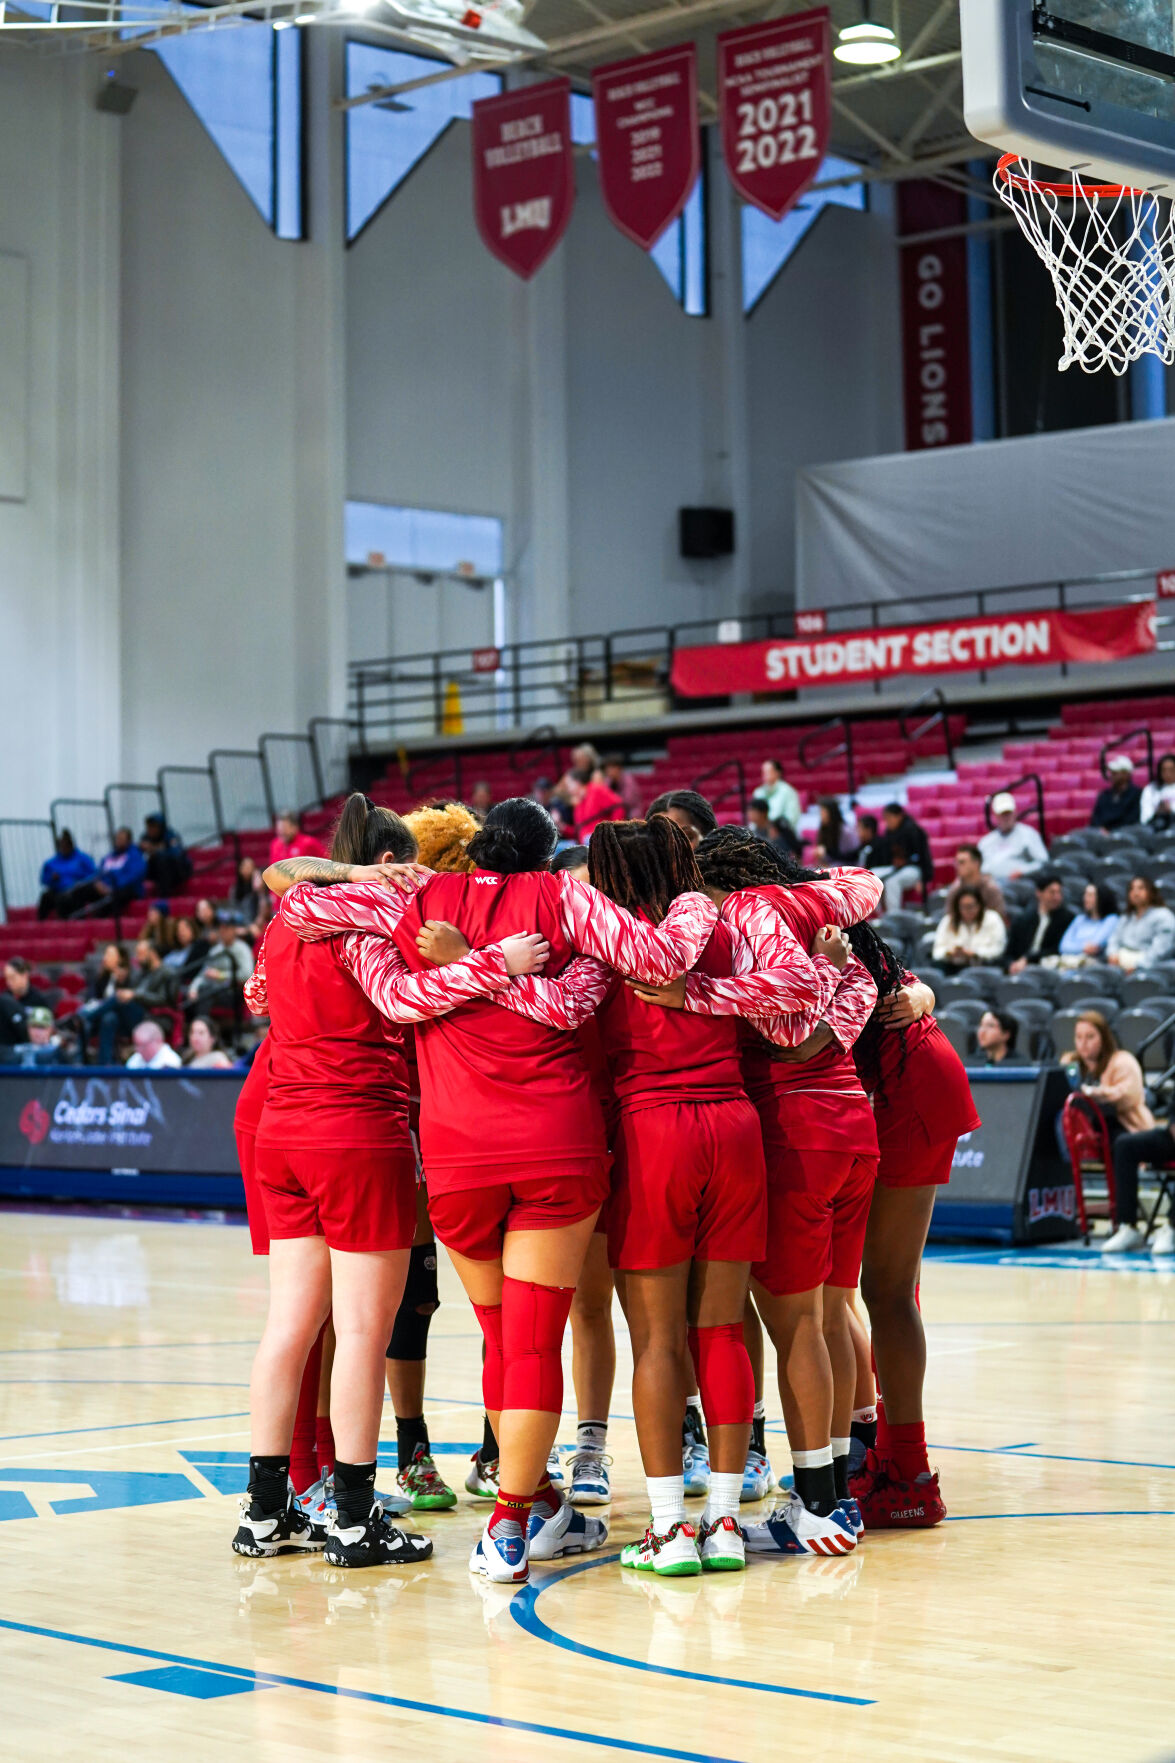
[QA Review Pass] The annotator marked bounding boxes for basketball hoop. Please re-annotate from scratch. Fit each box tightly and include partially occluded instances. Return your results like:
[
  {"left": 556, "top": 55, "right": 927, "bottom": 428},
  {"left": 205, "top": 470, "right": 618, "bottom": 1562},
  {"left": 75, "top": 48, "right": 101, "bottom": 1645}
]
[{"left": 994, "top": 153, "right": 1175, "bottom": 375}]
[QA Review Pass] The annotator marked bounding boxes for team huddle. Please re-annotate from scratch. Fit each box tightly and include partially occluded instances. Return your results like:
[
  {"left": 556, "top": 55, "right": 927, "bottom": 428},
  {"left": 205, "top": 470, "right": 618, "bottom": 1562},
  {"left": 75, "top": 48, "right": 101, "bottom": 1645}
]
[{"left": 231, "top": 787, "right": 979, "bottom": 1584}]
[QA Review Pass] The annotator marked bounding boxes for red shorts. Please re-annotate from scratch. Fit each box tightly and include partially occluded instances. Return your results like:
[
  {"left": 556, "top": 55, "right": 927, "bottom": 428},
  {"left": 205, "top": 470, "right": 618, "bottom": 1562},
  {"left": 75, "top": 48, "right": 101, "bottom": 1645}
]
[
  {"left": 877, "top": 1128, "right": 957, "bottom": 1189},
  {"left": 236, "top": 1127, "right": 269, "bottom": 1257},
  {"left": 608, "top": 1099, "right": 766, "bottom": 1272},
  {"left": 428, "top": 1161, "right": 610, "bottom": 1262},
  {"left": 254, "top": 1141, "right": 417, "bottom": 1252},
  {"left": 753, "top": 1146, "right": 877, "bottom": 1296}
]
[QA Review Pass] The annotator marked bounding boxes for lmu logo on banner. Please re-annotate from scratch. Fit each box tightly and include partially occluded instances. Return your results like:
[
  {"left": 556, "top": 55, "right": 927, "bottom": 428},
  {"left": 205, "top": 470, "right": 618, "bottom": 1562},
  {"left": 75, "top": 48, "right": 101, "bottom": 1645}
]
[
  {"left": 592, "top": 46, "right": 700, "bottom": 251},
  {"left": 717, "top": 11, "right": 830, "bottom": 221},
  {"left": 898, "top": 181, "right": 972, "bottom": 450},
  {"left": 471, "top": 80, "right": 574, "bottom": 280}
]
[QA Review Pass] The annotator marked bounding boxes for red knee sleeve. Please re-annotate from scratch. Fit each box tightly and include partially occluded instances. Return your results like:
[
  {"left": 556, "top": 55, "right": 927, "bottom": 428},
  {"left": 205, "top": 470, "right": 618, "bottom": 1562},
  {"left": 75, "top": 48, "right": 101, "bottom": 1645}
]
[
  {"left": 688, "top": 1322, "right": 754, "bottom": 1427},
  {"left": 472, "top": 1303, "right": 504, "bottom": 1413},
  {"left": 291, "top": 1323, "right": 326, "bottom": 1489},
  {"left": 501, "top": 1276, "right": 573, "bottom": 1414}
]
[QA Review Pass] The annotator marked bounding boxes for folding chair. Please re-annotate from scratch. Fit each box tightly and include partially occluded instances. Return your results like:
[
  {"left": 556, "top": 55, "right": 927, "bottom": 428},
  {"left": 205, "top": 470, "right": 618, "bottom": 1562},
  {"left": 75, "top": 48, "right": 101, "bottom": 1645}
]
[{"left": 1061, "top": 1093, "right": 1118, "bottom": 1242}]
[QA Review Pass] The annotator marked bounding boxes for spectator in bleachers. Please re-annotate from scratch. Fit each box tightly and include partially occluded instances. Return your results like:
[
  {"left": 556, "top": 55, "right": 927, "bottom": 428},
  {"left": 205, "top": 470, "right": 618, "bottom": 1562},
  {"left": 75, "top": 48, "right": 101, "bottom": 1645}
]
[
  {"left": 37, "top": 830, "right": 95, "bottom": 920},
  {"left": 550, "top": 845, "right": 590, "bottom": 881},
  {"left": 1006, "top": 871, "right": 1076, "bottom": 973},
  {"left": 470, "top": 781, "right": 494, "bottom": 818},
  {"left": 1140, "top": 753, "right": 1175, "bottom": 830},
  {"left": 975, "top": 1008, "right": 1031, "bottom": 1066},
  {"left": 531, "top": 777, "right": 573, "bottom": 837},
  {"left": 188, "top": 917, "right": 255, "bottom": 1004},
  {"left": 126, "top": 938, "right": 181, "bottom": 1018},
  {"left": 602, "top": 755, "right": 642, "bottom": 819},
  {"left": 62, "top": 827, "right": 147, "bottom": 918},
  {"left": 812, "top": 797, "right": 858, "bottom": 864},
  {"left": 978, "top": 793, "right": 1049, "bottom": 881},
  {"left": 1056, "top": 882, "right": 1120, "bottom": 965},
  {"left": 1090, "top": 755, "right": 1142, "bottom": 830},
  {"left": 6, "top": 1005, "right": 66, "bottom": 1069},
  {"left": 569, "top": 767, "right": 624, "bottom": 840},
  {"left": 869, "top": 801, "right": 934, "bottom": 911},
  {"left": 931, "top": 886, "right": 1008, "bottom": 972},
  {"left": 1060, "top": 1012, "right": 1152, "bottom": 1149},
  {"left": 184, "top": 1014, "right": 232, "bottom": 1070},
  {"left": 268, "top": 810, "right": 324, "bottom": 867},
  {"left": 124, "top": 1019, "right": 182, "bottom": 1071},
  {"left": 232, "top": 856, "right": 264, "bottom": 914},
  {"left": 1106, "top": 876, "right": 1175, "bottom": 971},
  {"left": 162, "top": 916, "right": 210, "bottom": 985},
  {"left": 646, "top": 790, "right": 718, "bottom": 850},
  {"left": 194, "top": 898, "right": 218, "bottom": 937},
  {"left": 78, "top": 943, "right": 135, "bottom": 1063},
  {"left": 140, "top": 813, "right": 191, "bottom": 895},
  {"left": 757, "top": 759, "right": 801, "bottom": 834},
  {"left": 0, "top": 958, "right": 50, "bottom": 1048},
  {"left": 142, "top": 902, "right": 176, "bottom": 956},
  {"left": 558, "top": 743, "right": 601, "bottom": 801},
  {"left": 746, "top": 797, "right": 802, "bottom": 856},
  {"left": 947, "top": 844, "right": 1006, "bottom": 920},
  {"left": 1105, "top": 1119, "right": 1175, "bottom": 1254},
  {"left": 855, "top": 813, "right": 879, "bottom": 866}
]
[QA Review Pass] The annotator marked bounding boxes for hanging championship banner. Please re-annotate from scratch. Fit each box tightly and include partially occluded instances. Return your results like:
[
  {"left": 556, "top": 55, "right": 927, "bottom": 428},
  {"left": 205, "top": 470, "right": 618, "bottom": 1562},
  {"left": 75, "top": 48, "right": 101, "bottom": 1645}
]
[
  {"left": 471, "top": 79, "right": 574, "bottom": 280},
  {"left": 717, "top": 10, "right": 831, "bottom": 221},
  {"left": 591, "top": 46, "right": 700, "bottom": 251}
]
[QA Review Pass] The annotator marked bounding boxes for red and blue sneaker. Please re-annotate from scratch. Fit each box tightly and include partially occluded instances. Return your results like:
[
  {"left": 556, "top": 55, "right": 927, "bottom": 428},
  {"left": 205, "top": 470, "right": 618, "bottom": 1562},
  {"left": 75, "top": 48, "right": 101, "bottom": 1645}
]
[
  {"left": 469, "top": 1520, "right": 530, "bottom": 1584},
  {"left": 743, "top": 1491, "right": 857, "bottom": 1557}
]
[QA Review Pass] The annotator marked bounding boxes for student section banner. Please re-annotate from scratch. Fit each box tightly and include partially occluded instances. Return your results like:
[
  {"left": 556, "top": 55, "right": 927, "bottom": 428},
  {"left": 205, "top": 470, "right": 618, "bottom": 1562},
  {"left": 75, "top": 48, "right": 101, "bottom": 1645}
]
[
  {"left": 717, "top": 10, "right": 831, "bottom": 221},
  {"left": 471, "top": 80, "right": 574, "bottom": 279},
  {"left": 592, "top": 46, "right": 700, "bottom": 250},
  {"left": 670, "top": 601, "right": 1157, "bottom": 696}
]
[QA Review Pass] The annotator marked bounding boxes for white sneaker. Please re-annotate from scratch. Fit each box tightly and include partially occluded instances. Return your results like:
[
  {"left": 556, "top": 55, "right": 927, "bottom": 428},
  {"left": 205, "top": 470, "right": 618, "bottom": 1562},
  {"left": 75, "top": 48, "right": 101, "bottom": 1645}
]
[
  {"left": 567, "top": 1447, "right": 611, "bottom": 1505},
  {"left": 740, "top": 1447, "right": 773, "bottom": 1503},
  {"left": 620, "top": 1521, "right": 701, "bottom": 1577},
  {"left": 699, "top": 1515, "right": 746, "bottom": 1572},
  {"left": 743, "top": 1490, "right": 857, "bottom": 1557},
  {"left": 545, "top": 1445, "right": 565, "bottom": 1490},
  {"left": 1151, "top": 1222, "right": 1175, "bottom": 1256},
  {"left": 1101, "top": 1223, "right": 1146, "bottom": 1253},
  {"left": 526, "top": 1497, "right": 609, "bottom": 1561},
  {"left": 469, "top": 1521, "right": 529, "bottom": 1584}
]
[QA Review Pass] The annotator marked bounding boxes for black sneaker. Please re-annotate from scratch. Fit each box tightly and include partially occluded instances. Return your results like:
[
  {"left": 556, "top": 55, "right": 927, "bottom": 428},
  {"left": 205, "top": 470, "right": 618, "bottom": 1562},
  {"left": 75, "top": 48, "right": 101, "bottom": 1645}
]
[
  {"left": 324, "top": 1500, "right": 435, "bottom": 1569},
  {"left": 232, "top": 1489, "right": 322, "bottom": 1558}
]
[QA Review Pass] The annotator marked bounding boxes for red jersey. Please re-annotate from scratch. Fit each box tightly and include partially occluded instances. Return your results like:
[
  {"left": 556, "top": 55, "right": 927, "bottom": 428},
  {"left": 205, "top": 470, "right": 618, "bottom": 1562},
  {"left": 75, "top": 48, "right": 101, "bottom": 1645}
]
[
  {"left": 233, "top": 1034, "right": 270, "bottom": 1138},
  {"left": 255, "top": 916, "right": 411, "bottom": 1150},
  {"left": 859, "top": 975, "right": 981, "bottom": 1151}
]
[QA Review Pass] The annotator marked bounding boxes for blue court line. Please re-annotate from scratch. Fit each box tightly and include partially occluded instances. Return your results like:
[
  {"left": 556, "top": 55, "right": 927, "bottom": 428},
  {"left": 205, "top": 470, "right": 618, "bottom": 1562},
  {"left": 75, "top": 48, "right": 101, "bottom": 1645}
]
[
  {"left": 0, "top": 1411, "right": 248, "bottom": 1444},
  {"left": 0, "top": 1616, "right": 747, "bottom": 1762},
  {"left": 929, "top": 1443, "right": 1175, "bottom": 1472},
  {"left": 511, "top": 1553, "right": 875, "bottom": 1707}
]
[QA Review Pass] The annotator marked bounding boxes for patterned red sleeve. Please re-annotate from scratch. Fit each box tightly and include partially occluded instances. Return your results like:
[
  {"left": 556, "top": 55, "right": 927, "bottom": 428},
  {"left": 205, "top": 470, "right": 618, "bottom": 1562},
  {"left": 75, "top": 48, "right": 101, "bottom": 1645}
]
[
  {"left": 809, "top": 955, "right": 879, "bottom": 1053},
  {"left": 243, "top": 923, "right": 271, "bottom": 1017},
  {"left": 558, "top": 876, "right": 718, "bottom": 984},
  {"left": 492, "top": 956, "right": 612, "bottom": 1031},
  {"left": 681, "top": 890, "right": 839, "bottom": 1027},
  {"left": 337, "top": 934, "right": 510, "bottom": 1023},
  {"left": 797, "top": 867, "right": 884, "bottom": 927},
  {"left": 279, "top": 877, "right": 425, "bottom": 943}
]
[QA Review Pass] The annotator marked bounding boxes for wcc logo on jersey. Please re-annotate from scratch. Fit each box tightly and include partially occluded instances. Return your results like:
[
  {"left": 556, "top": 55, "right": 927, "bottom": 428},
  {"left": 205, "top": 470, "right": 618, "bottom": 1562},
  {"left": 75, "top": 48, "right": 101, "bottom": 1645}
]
[{"left": 500, "top": 197, "right": 552, "bottom": 239}]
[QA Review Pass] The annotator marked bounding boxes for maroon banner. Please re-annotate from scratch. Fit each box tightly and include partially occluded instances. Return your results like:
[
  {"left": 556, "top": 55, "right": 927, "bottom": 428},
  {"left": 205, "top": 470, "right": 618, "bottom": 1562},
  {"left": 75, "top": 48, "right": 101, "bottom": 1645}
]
[
  {"left": 592, "top": 46, "right": 700, "bottom": 251},
  {"left": 717, "top": 11, "right": 830, "bottom": 221},
  {"left": 1157, "top": 569, "right": 1175, "bottom": 598},
  {"left": 898, "top": 181, "right": 973, "bottom": 450},
  {"left": 671, "top": 602, "right": 1158, "bottom": 697},
  {"left": 471, "top": 79, "right": 574, "bottom": 280}
]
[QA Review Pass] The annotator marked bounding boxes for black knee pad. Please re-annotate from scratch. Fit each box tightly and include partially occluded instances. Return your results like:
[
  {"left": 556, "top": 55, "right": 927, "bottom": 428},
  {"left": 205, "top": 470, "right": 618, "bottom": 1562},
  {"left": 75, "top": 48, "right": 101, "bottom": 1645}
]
[{"left": 387, "top": 1241, "right": 439, "bottom": 1361}]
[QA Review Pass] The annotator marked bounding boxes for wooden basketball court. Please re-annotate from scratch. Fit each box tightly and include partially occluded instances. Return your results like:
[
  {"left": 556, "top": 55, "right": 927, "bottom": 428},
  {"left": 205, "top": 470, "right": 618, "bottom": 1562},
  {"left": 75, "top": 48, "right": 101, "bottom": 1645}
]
[{"left": 2, "top": 1207, "right": 1172, "bottom": 1763}]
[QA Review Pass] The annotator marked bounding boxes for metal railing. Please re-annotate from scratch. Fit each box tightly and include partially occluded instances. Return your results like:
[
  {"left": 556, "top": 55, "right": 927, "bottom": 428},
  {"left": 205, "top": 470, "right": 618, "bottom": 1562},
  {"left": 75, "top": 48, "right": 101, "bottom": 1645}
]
[
  {"left": 692, "top": 757, "right": 749, "bottom": 821},
  {"left": 985, "top": 772, "right": 1048, "bottom": 845},
  {"left": 799, "top": 717, "right": 857, "bottom": 798},
  {"left": 0, "top": 819, "right": 54, "bottom": 918},
  {"left": 105, "top": 782, "right": 163, "bottom": 838},
  {"left": 50, "top": 798, "right": 113, "bottom": 857},
  {"left": 900, "top": 687, "right": 956, "bottom": 771},
  {"left": 1101, "top": 726, "right": 1155, "bottom": 781}
]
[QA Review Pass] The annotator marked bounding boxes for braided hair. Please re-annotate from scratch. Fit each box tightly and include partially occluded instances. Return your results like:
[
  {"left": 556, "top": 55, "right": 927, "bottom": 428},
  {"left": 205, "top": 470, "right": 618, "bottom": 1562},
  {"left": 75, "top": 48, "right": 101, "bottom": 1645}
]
[
  {"left": 694, "top": 826, "right": 826, "bottom": 892},
  {"left": 587, "top": 816, "right": 703, "bottom": 923},
  {"left": 845, "top": 919, "right": 907, "bottom": 1106}
]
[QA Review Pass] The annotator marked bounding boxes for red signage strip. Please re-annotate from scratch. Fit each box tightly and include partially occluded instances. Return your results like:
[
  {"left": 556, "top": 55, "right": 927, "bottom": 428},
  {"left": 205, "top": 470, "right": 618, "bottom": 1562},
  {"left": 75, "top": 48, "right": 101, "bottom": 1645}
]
[
  {"left": 898, "top": 181, "right": 973, "bottom": 450},
  {"left": 717, "top": 10, "right": 830, "bottom": 221},
  {"left": 471, "top": 79, "right": 574, "bottom": 280},
  {"left": 670, "top": 602, "right": 1157, "bottom": 697},
  {"left": 1157, "top": 569, "right": 1175, "bottom": 598},
  {"left": 592, "top": 46, "right": 700, "bottom": 251}
]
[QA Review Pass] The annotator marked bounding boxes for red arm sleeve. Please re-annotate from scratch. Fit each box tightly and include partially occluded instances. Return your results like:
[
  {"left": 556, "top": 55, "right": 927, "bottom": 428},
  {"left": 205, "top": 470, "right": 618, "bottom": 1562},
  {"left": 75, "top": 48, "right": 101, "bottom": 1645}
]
[
  {"left": 681, "top": 891, "right": 838, "bottom": 1024},
  {"left": 558, "top": 876, "right": 718, "bottom": 984},
  {"left": 813, "top": 956, "right": 879, "bottom": 1054},
  {"left": 797, "top": 867, "right": 884, "bottom": 928},
  {"left": 279, "top": 877, "right": 425, "bottom": 942},
  {"left": 492, "top": 956, "right": 612, "bottom": 1031},
  {"left": 243, "top": 924, "right": 270, "bottom": 1017},
  {"left": 337, "top": 935, "right": 510, "bottom": 1024}
]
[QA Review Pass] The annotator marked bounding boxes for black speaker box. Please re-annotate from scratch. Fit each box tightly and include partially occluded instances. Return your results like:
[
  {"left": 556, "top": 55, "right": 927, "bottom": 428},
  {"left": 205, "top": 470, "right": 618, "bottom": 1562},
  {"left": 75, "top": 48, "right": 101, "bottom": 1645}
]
[{"left": 679, "top": 506, "right": 734, "bottom": 559}]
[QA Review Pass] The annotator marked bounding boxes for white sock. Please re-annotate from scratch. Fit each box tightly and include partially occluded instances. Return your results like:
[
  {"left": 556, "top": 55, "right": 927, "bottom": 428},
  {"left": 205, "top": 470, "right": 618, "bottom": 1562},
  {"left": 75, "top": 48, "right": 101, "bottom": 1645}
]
[
  {"left": 686, "top": 1394, "right": 703, "bottom": 1416},
  {"left": 831, "top": 1436, "right": 851, "bottom": 1461},
  {"left": 647, "top": 1474, "right": 687, "bottom": 1532},
  {"left": 704, "top": 1471, "right": 742, "bottom": 1525},
  {"left": 753, "top": 1398, "right": 766, "bottom": 1419},
  {"left": 791, "top": 1445, "right": 833, "bottom": 1468},
  {"left": 851, "top": 1405, "right": 877, "bottom": 1425},
  {"left": 576, "top": 1421, "right": 607, "bottom": 1453}
]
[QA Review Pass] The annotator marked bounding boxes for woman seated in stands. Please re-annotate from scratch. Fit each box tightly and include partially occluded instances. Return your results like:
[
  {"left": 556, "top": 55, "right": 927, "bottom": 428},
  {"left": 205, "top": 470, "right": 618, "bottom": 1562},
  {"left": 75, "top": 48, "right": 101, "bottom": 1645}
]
[
  {"left": 931, "top": 885, "right": 1007, "bottom": 973},
  {"left": 184, "top": 1014, "right": 232, "bottom": 1070},
  {"left": 1106, "top": 877, "right": 1175, "bottom": 972},
  {"left": 1058, "top": 1010, "right": 1153, "bottom": 1162},
  {"left": 975, "top": 1008, "right": 1031, "bottom": 1066},
  {"left": 142, "top": 903, "right": 177, "bottom": 957},
  {"left": 194, "top": 898, "right": 218, "bottom": 938},
  {"left": 1054, "top": 882, "right": 1119, "bottom": 967},
  {"left": 1140, "top": 753, "right": 1175, "bottom": 831},
  {"left": 812, "top": 796, "right": 858, "bottom": 865},
  {"left": 162, "top": 916, "right": 210, "bottom": 985}
]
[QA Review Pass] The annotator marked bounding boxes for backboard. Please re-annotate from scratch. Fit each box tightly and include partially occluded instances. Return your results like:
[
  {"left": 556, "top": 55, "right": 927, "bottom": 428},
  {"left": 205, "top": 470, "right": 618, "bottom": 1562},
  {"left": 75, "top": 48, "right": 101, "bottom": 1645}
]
[{"left": 962, "top": 0, "right": 1175, "bottom": 190}]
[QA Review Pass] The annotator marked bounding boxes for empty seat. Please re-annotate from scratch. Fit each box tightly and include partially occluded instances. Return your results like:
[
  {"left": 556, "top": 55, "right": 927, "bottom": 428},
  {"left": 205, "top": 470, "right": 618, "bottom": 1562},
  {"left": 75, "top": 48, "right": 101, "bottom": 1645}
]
[
  {"left": 1115, "top": 1004, "right": 1175, "bottom": 1069},
  {"left": 934, "top": 1010, "right": 977, "bottom": 1061},
  {"left": 1005, "top": 999, "right": 1057, "bottom": 1058}
]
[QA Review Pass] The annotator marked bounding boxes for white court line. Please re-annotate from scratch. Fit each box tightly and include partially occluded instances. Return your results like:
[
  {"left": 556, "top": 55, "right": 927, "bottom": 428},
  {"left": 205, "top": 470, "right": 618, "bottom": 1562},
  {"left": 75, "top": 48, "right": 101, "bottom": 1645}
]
[{"left": 1, "top": 1407, "right": 478, "bottom": 1465}]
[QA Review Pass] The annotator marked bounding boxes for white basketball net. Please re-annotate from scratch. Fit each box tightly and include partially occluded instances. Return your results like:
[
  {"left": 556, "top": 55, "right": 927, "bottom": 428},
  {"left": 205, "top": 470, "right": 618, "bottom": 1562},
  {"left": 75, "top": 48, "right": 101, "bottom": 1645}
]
[{"left": 995, "top": 154, "right": 1175, "bottom": 375}]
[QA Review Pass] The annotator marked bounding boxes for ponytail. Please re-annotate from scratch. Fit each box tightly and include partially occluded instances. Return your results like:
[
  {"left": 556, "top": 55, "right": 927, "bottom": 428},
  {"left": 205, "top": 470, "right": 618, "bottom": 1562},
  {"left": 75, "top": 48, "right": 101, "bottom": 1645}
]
[
  {"left": 466, "top": 797, "right": 558, "bottom": 875},
  {"left": 329, "top": 792, "right": 417, "bottom": 867}
]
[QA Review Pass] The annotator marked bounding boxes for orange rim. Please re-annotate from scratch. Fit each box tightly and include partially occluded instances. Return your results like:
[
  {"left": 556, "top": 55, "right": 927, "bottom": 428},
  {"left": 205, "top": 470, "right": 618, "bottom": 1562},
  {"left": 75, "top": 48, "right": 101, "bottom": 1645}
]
[{"left": 996, "top": 151, "right": 1139, "bottom": 200}]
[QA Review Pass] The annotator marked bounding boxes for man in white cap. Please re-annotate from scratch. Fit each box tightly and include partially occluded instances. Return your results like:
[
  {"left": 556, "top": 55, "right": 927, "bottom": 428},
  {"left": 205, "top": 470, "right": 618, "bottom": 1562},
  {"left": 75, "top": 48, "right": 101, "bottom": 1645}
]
[
  {"left": 1090, "top": 755, "right": 1142, "bottom": 831},
  {"left": 978, "top": 793, "right": 1049, "bottom": 881}
]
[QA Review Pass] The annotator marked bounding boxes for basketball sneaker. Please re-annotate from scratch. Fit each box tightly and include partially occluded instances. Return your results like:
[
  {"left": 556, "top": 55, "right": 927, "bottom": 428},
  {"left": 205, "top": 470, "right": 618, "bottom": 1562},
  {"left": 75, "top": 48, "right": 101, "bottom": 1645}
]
[
  {"left": 699, "top": 1515, "right": 746, "bottom": 1572},
  {"left": 527, "top": 1498, "right": 609, "bottom": 1561},
  {"left": 1151, "top": 1221, "right": 1175, "bottom": 1255},
  {"left": 1102, "top": 1223, "right": 1146, "bottom": 1253},
  {"left": 545, "top": 1445, "right": 566, "bottom": 1490},
  {"left": 232, "top": 1488, "right": 322, "bottom": 1559},
  {"left": 469, "top": 1521, "right": 530, "bottom": 1584},
  {"left": 849, "top": 1454, "right": 946, "bottom": 1529},
  {"left": 743, "top": 1491, "right": 856, "bottom": 1557},
  {"left": 324, "top": 1501, "right": 434, "bottom": 1569},
  {"left": 465, "top": 1452, "right": 500, "bottom": 1500},
  {"left": 397, "top": 1443, "right": 457, "bottom": 1511},
  {"left": 566, "top": 1446, "right": 611, "bottom": 1505},
  {"left": 740, "top": 1446, "right": 773, "bottom": 1503},
  {"left": 837, "top": 1497, "right": 865, "bottom": 1541},
  {"left": 298, "top": 1474, "right": 408, "bottom": 1541},
  {"left": 620, "top": 1521, "right": 701, "bottom": 1577},
  {"left": 682, "top": 1433, "right": 711, "bottom": 1497}
]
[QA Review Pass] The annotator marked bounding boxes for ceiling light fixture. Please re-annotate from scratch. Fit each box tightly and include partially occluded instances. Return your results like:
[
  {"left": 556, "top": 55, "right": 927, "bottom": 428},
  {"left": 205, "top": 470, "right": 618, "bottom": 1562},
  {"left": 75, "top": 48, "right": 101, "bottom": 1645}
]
[{"left": 834, "top": 2, "right": 900, "bottom": 65}]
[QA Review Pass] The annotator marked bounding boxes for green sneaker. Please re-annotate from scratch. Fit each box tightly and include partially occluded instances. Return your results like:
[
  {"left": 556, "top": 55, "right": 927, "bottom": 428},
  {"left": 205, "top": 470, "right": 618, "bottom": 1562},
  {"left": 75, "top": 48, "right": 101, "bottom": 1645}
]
[
  {"left": 619, "top": 1521, "right": 701, "bottom": 1577},
  {"left": 464, "top": 1451, "right": 500, "bottom": 1500},
  {"left": 396, "top": 1443, "right": 457, "bottom": 1511}
]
